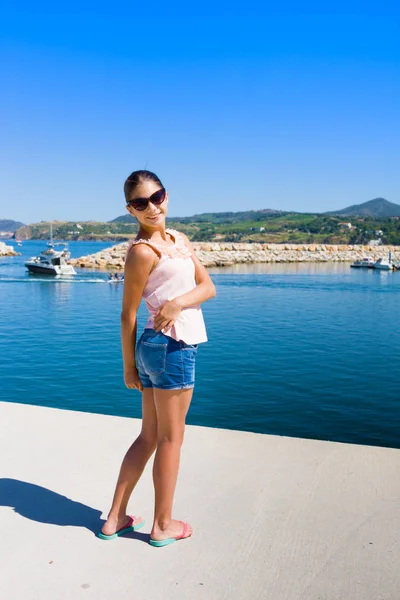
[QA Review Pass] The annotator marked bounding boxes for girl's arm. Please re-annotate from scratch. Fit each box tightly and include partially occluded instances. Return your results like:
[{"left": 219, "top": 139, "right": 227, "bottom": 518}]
[
  {"left": 121, "top": 244, "right": 157, "bottom": 388},
  {"left": 173, "top": 233, "right": 216, "bottom": 308},
  {"left": 153, "top": 233, "right": 216, "bottom": 333}
]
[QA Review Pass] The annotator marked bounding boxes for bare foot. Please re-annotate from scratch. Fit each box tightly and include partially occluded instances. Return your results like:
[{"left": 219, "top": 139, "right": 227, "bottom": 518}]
[
  {"left": 151, "top": 519, "right": 192, "bottom": 541},
  {"left": 101, "top": 514, "right": 143, "bottom": 536}
]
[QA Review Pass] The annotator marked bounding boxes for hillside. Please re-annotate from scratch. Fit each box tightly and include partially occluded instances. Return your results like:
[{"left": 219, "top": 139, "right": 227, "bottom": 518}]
[
  {"left": 110, "top": 208, "right": 285, "bottom": 225},
  {"left": 14, "top": 198, "right": 400, "bottom": 245},
  {"left": 15, "top": 220, "right": 140, "bottom": 242},
  {"left": 0, "top": 219, "right": 25, "bottom": 232},
  {"left": 325, "top": 198, "right": 400, "bottom": 217},
  {"left": 112, "top": 198, "right": 400, "bottom": 224}
]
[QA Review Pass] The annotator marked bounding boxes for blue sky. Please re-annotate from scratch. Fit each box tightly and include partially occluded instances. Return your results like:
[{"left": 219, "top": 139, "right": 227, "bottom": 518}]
[{"left": 1, "top": 1, "right": 399, "bottom": 223}]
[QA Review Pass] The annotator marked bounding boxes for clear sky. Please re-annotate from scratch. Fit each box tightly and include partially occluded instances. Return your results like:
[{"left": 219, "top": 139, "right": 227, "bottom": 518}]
[{"left": 1, "top": 1, "right": 399, "bottom": 223}]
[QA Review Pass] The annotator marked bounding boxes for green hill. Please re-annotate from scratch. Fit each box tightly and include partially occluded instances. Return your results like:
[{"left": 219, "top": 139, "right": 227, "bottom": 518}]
[
  {"left": 110, "top": 208, "right": 286, "bottom": 225},
  {"left": 14, "top": 197, "right": 400, "bottom": 245},
  {"left": 112, "top": 198, "right": 400, "bottom": 223},
  {"left": 325, "top": 198, "right": 400, "bottom": 217}
]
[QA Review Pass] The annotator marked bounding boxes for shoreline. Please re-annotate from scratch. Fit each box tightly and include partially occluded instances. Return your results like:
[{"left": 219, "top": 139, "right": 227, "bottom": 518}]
[{"left": 68, "top": 241, "right": 400, "bottom": 269}]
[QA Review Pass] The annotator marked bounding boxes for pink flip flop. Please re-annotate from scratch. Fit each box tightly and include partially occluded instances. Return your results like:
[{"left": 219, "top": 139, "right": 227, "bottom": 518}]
[
  {"left": 149, "top": 521, "right": 191, "bottom": 547},
  {"left": 98, "top": 516, "right": 145, "bottom": 540}
]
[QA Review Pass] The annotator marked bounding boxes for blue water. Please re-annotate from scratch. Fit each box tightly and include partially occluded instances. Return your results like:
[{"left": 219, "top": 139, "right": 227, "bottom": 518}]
[{"left": 1, "top": 241, "right": 400, "bottom": 449}]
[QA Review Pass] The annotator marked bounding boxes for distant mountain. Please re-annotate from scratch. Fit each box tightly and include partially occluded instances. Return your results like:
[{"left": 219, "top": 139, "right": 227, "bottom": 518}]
[
  {"left": 110, "top": 214, "right": 139, "bottom": 224},
  {"left": 0, "top": 219, "right": 25, "bottom": 232},
  {"left": 110, "top": 208, "right": 286, "bottom": 225},
  {"left": 112, "top": 199, "right": 400, "bottom": 223},
  {"left": 325, "top": 198, "right": 400, "bottom": 218}
]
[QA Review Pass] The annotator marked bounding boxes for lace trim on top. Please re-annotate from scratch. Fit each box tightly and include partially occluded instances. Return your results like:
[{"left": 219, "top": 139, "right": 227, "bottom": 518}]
[{"left": 126, "top": 228, "right": 192, "bottom": 260}]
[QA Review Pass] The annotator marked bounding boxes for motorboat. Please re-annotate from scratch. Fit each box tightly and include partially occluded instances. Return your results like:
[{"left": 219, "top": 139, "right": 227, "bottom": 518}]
[
  {"left": 350, "top": 257, "right": 375, "bottom": 268},
  {"left": 25, "top": 245, "right": 76, "bottom": 275},
  {"left": 25, "top": 222, "right": 76, "bottom": 275},
  {"left": 373, "top": 258, "right": 393, "bottom": 271},
  {"left": 108, "top": 273, "right": 124, "bottom": 283}
]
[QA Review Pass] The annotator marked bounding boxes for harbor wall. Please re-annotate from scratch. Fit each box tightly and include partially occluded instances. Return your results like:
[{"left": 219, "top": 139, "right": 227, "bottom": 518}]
[{"left": 68, "top": 242, "right": 400, "bottom": 269}]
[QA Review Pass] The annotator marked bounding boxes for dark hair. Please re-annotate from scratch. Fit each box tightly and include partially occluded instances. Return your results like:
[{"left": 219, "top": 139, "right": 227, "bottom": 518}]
[{"left": 124, "top": 170, "right": 164, "bottom": 202}]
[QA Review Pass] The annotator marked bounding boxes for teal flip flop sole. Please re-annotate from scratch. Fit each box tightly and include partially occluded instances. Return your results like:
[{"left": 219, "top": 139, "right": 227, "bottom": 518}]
[
  {"left": 98, "top": 518, "right": 145, "bottom": 540},
  {"left": 149, "top": 521, "right": 191, "bottom": 547},
  {"left": 149, "top": 537, "right": 177, "bottom": 547}
]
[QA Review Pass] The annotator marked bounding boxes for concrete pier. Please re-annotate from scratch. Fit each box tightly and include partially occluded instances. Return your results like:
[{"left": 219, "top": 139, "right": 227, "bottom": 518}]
[{"left": 1, "top": 401, "right": 399, "bottom": 599}]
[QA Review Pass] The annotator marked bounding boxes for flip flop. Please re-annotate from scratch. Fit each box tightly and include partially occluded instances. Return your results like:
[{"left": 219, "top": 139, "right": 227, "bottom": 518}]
[
  {"left": 149, "top": 521, "right": 191, "bottom": 547},
  {"left": 97, "top": 516, "right": 145, "bottom": 540}
]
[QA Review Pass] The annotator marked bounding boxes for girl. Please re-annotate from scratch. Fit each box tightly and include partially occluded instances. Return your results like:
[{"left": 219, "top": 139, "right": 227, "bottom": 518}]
[{"left": 99, "top": 170, "right": 216, "bottom": 547}]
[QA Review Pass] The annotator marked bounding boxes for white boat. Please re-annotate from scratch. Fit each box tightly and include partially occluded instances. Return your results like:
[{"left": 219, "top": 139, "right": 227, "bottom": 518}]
[
  {"left": 25, "top": 245, "right": 76, "bottom": 276},
  {"left": 350, "top": 257, "right": 375, "bottom": 268},
  {"left": 373, "top": 258, "right": 393, "bottom": 271},
  {"left": 25, "top": 223, "right": 76, "bottom": 276}
]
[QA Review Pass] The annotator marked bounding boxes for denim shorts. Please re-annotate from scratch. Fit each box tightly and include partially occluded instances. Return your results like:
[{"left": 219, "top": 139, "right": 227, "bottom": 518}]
[{"left": 136, "top": 329, "right": 198, "bottom": 390}]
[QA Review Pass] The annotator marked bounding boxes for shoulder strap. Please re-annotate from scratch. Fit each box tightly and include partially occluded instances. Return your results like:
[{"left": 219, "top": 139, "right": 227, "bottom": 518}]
[
  {"left": 125, "top": 238, "right": 162, "bottom": 260},
  {"left": 125, "top": 230, "right": 191, "bottom": 261},
  {"left": 167, "top": 229, "right": 193, "bottom": 257},
  {"left": 166, "top": 228, "right": 183, "bottom": 246},
  {"left": 165, "top": 228, "right": 179, "bottom": 242}
]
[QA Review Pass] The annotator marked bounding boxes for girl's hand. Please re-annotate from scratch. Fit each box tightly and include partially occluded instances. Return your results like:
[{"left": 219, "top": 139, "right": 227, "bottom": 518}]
[
  {"left": 124, "top": 368, "right": 143, "bottom": 391},
  {"left": 153, "top": 299, "right": 182, "bottom": 333}
]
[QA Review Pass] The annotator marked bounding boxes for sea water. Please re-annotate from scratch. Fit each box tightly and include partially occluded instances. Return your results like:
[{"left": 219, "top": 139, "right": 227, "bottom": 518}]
[{"left": 1, "top": 241, "right": 399, "bottom": 449}]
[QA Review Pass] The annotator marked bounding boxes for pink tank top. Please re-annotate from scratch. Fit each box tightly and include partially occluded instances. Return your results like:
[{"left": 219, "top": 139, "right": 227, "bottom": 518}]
[{"left": 126, "top": 228, "right": 208, "bottom": 345}]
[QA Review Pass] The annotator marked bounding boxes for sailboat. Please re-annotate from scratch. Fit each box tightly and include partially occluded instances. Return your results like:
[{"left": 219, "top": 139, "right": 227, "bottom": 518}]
[{"left": 47, "top": 222, "right": 54, "bottom": 247}]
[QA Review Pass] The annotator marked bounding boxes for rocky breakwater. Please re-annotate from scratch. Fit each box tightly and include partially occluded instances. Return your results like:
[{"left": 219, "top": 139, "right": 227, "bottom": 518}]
[
  {"left": 69, "top": 242, "right": 400, "bottom": 269},
  {"left": 0, "top": 241, "right": 18, "bottom": 257}
]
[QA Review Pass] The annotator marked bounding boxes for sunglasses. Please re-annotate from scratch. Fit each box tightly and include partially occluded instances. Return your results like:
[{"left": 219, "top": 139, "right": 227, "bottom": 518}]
[{"left": 126, "top": 188, "right": 166, "bottom": 211}]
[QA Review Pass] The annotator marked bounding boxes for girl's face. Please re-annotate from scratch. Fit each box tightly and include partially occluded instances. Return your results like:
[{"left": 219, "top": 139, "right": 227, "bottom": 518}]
[{"left": 126, "top": 180, "right": 168, "bottom": 228}]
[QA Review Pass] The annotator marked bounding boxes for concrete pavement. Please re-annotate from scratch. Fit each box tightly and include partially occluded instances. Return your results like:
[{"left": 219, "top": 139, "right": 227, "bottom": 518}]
[{"left": 0, "top": 401, "right": 399, "bottom": 600}]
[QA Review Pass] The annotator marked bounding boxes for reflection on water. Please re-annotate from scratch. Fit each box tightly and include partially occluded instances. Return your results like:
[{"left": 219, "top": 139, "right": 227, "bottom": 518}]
[
  {"left": 208, "top": 261, "right": 399, "bottom": 277},
  {"left": 40, "top": 281, "right": 73, "bottom": 306},
  {"left": 208, "top": 262, "right": 351, "bottom": 275}
]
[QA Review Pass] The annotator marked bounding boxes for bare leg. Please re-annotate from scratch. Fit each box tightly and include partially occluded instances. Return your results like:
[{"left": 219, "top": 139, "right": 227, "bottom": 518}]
[
  {"left": 101, "top": 388, "right": 157, "bottom": 535},
  {"left": 150, "top": 387, "right": 194, "bottom": 542}
]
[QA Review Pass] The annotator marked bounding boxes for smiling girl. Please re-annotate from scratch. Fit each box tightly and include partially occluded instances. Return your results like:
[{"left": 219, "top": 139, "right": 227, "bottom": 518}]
[{"left": 99, "top": 170, "right": 216, "bottom": 547}]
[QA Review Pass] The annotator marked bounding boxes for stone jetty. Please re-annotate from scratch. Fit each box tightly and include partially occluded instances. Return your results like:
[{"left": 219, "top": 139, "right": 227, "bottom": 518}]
[
  {"left": 0, "top": 241, "right": 18, "bottom": 257},
  {"left": 68, "top": 241, "right": 400, "bottom": 269}
]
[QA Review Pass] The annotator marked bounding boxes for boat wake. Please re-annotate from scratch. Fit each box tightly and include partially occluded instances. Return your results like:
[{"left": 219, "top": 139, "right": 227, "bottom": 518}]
[{"left": 0, "top": 277, "right": 108, "bottom": 284}]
